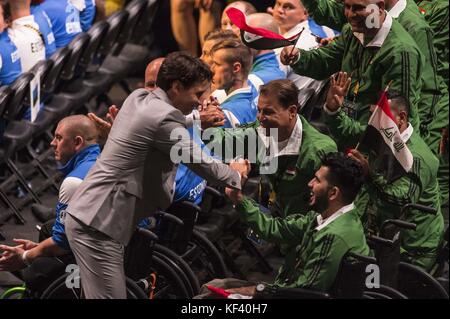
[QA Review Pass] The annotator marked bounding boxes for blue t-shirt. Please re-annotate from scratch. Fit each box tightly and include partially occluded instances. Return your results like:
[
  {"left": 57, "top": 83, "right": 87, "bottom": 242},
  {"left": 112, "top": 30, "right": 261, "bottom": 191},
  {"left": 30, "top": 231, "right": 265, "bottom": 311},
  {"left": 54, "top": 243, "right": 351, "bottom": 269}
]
[
  {"left": 248, "top": 52, "right": 286, "bottom": 93},
  {"left": 31, "top": 7, "right": 57, "bottom": 58},
  {"left": 33, "top": 0, "right": 82, "bottom": 48},
  {"left": 0, "top": 31, "right": 22, "bottom": 86},
  {"left": 221, "top": 87, "right": 256, "bottom": 128},
  {"left": 79, "top": 0, "right": 96, "bottom": 32}
]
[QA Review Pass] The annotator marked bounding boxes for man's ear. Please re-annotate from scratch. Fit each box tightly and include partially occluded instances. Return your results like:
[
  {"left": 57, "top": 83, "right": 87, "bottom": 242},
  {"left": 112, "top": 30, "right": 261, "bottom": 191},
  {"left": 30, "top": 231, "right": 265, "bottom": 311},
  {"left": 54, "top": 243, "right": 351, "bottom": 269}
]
[
  {"left": 377, "top": 0, "right": 385, "bottom": 11},
  {"left": 171, "top": 80, "right": 183, "bottom": 94},
  {"left": 288, "top": 104, "right": 298, "bottom": 118},
  {"left": 398, "top": 109, "right": 408, "bottom": 125},
  {"left": 328, "top": 186, "right": 339, "bottom": 202},
  {"left": 74, "top": 136, "right": 83, "bottom": 148},
  {"left": 233, "top": 62, "right": 242, "bottom": 75}
]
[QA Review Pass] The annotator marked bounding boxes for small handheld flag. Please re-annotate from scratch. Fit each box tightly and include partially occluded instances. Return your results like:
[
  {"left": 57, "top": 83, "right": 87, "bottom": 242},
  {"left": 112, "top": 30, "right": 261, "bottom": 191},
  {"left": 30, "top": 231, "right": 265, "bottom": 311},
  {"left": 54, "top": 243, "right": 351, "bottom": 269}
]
[{"left": 226, "top": 7, "right": 303, "bottom": 50}]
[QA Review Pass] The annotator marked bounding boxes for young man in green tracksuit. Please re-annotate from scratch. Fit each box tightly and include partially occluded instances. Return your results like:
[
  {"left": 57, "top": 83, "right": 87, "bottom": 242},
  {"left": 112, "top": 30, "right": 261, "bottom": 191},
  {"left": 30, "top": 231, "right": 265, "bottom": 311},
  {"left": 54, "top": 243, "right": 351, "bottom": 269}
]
[
  {"left": 280, "top": 0, "right": 423, "bottom": 144},
  {"left": 195, "top": 152, "right": 370, "bottom": 297},
  {"left": 326, "top": 72, "right": 444, "bottom": 271},
  {"left": 204, "top": 79, "right": 337, "bottom": 216}
]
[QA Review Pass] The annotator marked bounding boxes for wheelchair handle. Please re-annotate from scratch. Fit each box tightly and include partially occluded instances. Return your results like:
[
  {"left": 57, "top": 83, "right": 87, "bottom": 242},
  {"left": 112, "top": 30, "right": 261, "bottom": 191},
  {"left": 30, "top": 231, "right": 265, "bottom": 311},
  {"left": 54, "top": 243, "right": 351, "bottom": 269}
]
[
  {"left": 346, "top": 252, "right": 377, "bottom": 264},
  {"left": 205, "top": 186, "right": 224, "bottom": 198},
  {"left": 155, "top": 211, "right": 184, "bottom": 226},
  {"left": 382, "top": 219, "right": 417, "bottom": 231},
  {"left": 180, "top": 201, "right": 202, "bottom": 213},
  {"left": 367, "top": 235, "right": 394, "bottom": 248},
  {"left": 400, "top": 203, "right": 438, "bottom": 216},
  {"left": 137, "top": 227, "right": 159, "bottom": 242}
]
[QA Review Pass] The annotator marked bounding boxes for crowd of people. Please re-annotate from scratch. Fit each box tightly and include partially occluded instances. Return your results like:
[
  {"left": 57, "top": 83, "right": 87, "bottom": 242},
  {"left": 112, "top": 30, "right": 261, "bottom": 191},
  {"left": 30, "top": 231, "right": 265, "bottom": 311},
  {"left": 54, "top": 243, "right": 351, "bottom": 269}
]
[{"left": 0, "top": 0, "right": 448, "bottom": 299}]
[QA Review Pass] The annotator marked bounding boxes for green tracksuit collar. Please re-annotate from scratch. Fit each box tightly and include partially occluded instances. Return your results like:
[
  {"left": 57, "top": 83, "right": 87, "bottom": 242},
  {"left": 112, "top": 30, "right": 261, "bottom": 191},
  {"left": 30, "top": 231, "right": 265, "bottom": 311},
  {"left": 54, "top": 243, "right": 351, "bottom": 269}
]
[{"left": 315, "top": 202, "right": 356, "bottom": 231}]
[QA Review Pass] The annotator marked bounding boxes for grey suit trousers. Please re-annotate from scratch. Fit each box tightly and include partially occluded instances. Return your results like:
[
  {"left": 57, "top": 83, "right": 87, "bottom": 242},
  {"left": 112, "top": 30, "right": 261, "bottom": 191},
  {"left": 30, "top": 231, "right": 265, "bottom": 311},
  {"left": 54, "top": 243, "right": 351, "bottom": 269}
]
[{"left": 65, "top": 213, "right": 127, "bottom": 299}]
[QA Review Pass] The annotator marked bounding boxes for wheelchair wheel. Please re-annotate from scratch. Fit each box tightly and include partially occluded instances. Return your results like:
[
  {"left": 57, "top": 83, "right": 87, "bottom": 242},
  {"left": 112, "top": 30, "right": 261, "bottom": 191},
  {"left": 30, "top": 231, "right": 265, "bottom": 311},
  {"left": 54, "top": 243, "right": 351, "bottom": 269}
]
[
  {"left": 0, "top": 286, "right": 27, "bottom": 299},
  {"left": 40, "top": 274, "right": 147, "bottom": 299},
  {"left": 181, "top": 229, "right": 228, "bottom": 284},
  {"left": 153, "top": 244, "right": 200, "bottom": 296},
  {"left": 364, "top": 285, "right": 408, "bottom": 299},
  {"left": 398, "top": 262, "right": 449, "bottom": 299},
  {"left": 142, "top": 254, "right": 191, "bottom": 299}
]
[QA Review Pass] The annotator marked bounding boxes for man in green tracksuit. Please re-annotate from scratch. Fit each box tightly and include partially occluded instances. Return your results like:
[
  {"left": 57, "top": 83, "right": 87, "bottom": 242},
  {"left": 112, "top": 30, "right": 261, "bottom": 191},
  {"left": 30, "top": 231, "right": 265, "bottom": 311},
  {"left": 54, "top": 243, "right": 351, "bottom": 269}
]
[
  {"left": 302, "top": 0, "right": 346, "bottom": 31},
  {"left": 300, "top": 0, "right": 448, "bottom": 153},
  {"left": 326, "top": 72, "right": 444, "bottom": 271},
  {"left": 194, "top": 152, "right": 370, "bottom": 297},
  {"left": 280, "top": 0, "right": 423, "bottom": 143},
  {"left": 204, "top": 79, "right": 337, "bottom": 216},
  {"left": 415, "top": 0, "right": 449, "bottom": 89}
]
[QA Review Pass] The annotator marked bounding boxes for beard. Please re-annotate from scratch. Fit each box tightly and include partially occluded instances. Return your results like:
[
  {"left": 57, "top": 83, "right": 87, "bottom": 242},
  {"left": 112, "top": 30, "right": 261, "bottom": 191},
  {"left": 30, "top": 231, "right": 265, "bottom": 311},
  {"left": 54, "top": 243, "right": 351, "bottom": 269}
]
[{"left": 309, "top": 190, "right": 330, "bottom": 213}]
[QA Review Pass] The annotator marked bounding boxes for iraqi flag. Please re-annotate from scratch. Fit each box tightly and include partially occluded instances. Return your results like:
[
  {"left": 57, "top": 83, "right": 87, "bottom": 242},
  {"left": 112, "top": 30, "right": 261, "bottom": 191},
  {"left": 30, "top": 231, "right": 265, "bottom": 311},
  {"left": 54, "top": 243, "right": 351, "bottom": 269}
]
[
  {"left": 226, "top": 7, "right": 303, "bottom": 50},
  {"left": 358, "top": 91, "right": 413, "bottom": 178}
]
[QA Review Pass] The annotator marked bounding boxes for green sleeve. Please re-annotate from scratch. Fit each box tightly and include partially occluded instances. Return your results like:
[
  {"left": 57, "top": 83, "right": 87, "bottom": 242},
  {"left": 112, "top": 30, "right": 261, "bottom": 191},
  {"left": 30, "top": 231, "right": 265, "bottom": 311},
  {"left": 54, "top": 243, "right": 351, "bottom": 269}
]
[
  {"left": 301, "top": 0, "right": 346, "bottom": 31},
  {"left": 324, "top": 109, "right": 366, "bottom": 150},
  {"left": 379, "top": 48, "right": 423, "bottom": 130},
  {"left": 277, "top": 234, "right": 349, "bottom": 291},
  {"left": 367, "top": 163, "right": 422, "bottom": 215},
  {"left": 291, "top": 34, "right": 345, "bottom": 80},
  {"left": 201, "top": 123, "right": 261, "bottom": 163},
  {"left": 236, "top": 197, "right": 312, "bottom": 245}
]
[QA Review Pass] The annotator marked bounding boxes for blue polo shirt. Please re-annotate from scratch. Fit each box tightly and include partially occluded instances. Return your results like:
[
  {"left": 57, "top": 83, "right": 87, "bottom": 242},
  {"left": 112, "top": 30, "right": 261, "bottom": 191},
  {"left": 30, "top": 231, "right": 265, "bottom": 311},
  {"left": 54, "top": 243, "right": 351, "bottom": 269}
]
[
  {"left": 79, "top": 0, "right": 96, "bottom": 32},
  {"left": 221, "top": 87, "right": 256, "bottom": 128},
  {"left": 33, "top": 0, "right": 82, "bottom": 48},
  {"left": 31, "top": 7, "right": 57, "bottom": 58},
  {"left": 0, "top": 31, "right": 22, "bottom": 86}
]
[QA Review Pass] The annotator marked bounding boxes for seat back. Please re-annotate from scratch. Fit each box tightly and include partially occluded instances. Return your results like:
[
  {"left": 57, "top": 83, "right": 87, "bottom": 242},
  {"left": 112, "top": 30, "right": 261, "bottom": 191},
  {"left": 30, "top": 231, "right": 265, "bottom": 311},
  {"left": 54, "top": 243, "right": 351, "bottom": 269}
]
[
  {"left": 131, "top": 0, "right": 159, "bottom": 43},
  {"left": 113, "top": 0, "right": 147, "bottom": 55},
  {"left": 78, "top": 21, "right": 110, "bottom": 69},
  {"left": 0, "top": 86, "right": 13, "bottom": 119},
  {"left": 43, "top": 47, "right": 72, "bottom": 95},
  {"left": 98, "top": 10, "right": 129, "bottom": 57},
  {"left": 330, "top": 252, "right": 376, "bottom": 298},
  {"left": 4, "top": 73, "right": 35, "bottom": 120},
  {"left": 29, "top": 60, "right": 54, "bottom": 87},
  {"left": 59, "top": 33, "right": 91, "bottom": 82}
]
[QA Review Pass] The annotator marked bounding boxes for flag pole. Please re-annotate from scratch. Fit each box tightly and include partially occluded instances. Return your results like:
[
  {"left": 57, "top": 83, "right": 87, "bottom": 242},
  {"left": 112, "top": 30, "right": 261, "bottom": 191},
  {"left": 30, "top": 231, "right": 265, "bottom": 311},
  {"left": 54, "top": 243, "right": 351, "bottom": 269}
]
[
  {"left": 353, "top": 80, "right": 394, "bottom": 151},
  {"left": 288, "top": 27, "right": 304, "bottom": 62}
]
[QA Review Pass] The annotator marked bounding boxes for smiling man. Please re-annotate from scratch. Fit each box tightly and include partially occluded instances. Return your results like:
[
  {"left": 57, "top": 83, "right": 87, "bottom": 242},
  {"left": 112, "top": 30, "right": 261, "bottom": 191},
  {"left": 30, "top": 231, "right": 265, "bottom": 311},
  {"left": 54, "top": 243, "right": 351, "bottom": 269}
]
[
  {"left": 195, "top": 152, "right": 370, "bottom": 297},
  {"left": 205, "top": 79, "right": 337, "bottom": 216}
]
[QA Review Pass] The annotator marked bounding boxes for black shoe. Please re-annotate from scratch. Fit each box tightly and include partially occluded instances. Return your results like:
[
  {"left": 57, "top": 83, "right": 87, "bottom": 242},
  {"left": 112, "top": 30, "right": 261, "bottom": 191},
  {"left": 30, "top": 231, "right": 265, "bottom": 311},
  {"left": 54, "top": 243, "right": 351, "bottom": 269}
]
[{"left": 31, "top": 204, "right": 55, "bottom": 223}]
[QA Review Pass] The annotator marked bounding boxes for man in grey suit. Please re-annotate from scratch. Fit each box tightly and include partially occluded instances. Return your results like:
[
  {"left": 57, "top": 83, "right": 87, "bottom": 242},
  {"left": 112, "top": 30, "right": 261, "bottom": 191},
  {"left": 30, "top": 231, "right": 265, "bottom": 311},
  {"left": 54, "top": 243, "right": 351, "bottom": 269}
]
[{"left": 64, "top": 52, "right": 249, "bottom": 299}]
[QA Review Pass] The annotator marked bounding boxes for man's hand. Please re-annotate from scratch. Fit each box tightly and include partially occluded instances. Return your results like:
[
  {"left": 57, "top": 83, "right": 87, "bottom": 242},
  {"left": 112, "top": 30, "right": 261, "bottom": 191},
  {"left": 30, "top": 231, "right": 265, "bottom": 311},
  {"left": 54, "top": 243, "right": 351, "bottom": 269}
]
[
  {"left": 194, "top": 0, "right": 213, "bottom": 10},
  {"left": 348, "top": 149, "right": 370, "bottom": 179},
  {"left": 12, "top": 239, "right": 38, "bottom": 251},
  {"left": 280, "top": 46, "right": 300, "bottom": 66},
  {"left": 319, "top": 36, "right": 335, "bottom": 46},
  {"left": 226, "top": 285, "right": 256, "bottom": 297},
  {"left": 230, "top": 158, "right": 251, "bottom": 182},
  {"left": 198, "top": 96, "right": 225, "bottom": 129},
  {"left": 325, "top": 71, "right": 351, "bottom": 113},
  {"left": 88, "top": 105, "right": 119, "bottom": 143},
  {"left": 0, "top": 244, "right": 27, "bottom": 272},
  {"left": 225, "top": 187, "right": 244, "bottom": 205}
]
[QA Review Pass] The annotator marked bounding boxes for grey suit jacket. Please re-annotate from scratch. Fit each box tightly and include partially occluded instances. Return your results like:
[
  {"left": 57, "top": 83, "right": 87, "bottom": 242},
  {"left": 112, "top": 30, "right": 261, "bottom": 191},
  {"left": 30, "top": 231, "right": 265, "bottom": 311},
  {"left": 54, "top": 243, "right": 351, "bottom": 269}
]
[{"left": 66, "top": 88, "right": 241, "bottom": 245}]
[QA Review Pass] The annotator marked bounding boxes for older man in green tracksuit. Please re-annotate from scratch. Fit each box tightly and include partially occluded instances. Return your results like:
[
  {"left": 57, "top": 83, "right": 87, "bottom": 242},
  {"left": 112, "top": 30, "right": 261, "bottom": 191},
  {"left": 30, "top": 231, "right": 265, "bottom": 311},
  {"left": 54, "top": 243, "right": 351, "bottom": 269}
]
[
  {"left": 194, "top": 152, "right": 370, "bottom": 297},
  {"left": 325, "top": 72, "right": 444, "bottom": 271},
  {"left": 204, "top": 79, "right": 337, "bottom": 217},
  {"left": 301, "top": 0, "right": 448, "bottom": 154},
  {"left": 280, "top": 0, "right": 423, "bottom": 147}
]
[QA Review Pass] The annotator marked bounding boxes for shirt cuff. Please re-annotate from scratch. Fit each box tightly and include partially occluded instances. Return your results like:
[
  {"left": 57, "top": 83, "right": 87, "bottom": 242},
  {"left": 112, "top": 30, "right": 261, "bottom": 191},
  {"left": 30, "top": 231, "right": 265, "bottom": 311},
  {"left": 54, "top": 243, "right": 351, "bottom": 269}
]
[
  {"left": 323, "top": 103, "right": 340, "bottom": 115},
  {"left": 185, "top": 110, "right": 200, "bottom": 128}
]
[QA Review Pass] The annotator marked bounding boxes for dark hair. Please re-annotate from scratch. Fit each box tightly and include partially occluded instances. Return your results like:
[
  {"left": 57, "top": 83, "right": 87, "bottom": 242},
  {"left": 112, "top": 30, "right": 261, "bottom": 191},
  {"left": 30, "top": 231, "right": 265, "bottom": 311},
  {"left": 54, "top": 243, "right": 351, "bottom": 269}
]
[
  {"left": 156, "top": 51, "right": 212, "bottom": 91},
  {"left": 210, "top": 39, "right": 253, "bottom": 77},
  {"left": 321, "top": 152, "right": 364, "bottom": 205},
  {"left": 204, "top": 29, "right": 238, "bottom": 42},
  {"left": 386, "top": 90, "right": 410, "bottom": 116},
  {"left": 259, "top": 79, "right": 299, "bottom": 109}
]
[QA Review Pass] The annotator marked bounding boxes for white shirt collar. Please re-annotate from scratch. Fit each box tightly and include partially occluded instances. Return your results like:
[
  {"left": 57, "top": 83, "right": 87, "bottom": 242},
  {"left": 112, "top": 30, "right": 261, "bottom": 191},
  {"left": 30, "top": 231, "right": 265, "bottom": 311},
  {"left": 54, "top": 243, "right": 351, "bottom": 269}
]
[
  {"left": 282, "top": 20, "right": 308, "bottom": 39},
  {"left": 315, "top": 203, "right": 355, "bottom": 231},
  {"left": 11, "top": 15, "right": 36, "bottom": 27},
  {"left": 400, "top": 123, "right": 413, "bottom": 143},
  {"left": 353, "top": 11, "right": 393, "bottom": 47},
  {"left": 257, "top": 114, "right": 303, "bottom": 158},
  {"left": 388, "top": 0, "right": 407, "bottom": 18}
]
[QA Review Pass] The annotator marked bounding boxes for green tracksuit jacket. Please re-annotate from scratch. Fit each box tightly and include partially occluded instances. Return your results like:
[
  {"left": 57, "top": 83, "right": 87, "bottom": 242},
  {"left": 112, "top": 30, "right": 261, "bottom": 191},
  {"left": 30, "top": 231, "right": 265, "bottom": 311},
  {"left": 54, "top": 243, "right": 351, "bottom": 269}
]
[
  {"left": 205, "top": 116, "right": 337, "bottom": 216},
  {"left": 301, "top": 0, "right": 346, "bottom": 31},
  {"left": 415, "top": 0, "right": 449, "bottom": 89},
  {"left": 236, "top": 197, "right": 370, "bottom": 292},
  {"left": 292, "top": 18, "right": 422, "bottom": 132},
  {"left": 325, "top": 110, "right": 444, "bottom": 270}
]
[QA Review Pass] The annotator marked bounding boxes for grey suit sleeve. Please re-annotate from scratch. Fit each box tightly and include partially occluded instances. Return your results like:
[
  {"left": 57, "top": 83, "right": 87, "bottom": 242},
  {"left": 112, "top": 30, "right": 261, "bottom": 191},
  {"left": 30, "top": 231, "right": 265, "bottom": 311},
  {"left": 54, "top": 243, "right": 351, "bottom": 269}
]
[{"left": 153, "top": 115, "right": 242, "bottom": 190}]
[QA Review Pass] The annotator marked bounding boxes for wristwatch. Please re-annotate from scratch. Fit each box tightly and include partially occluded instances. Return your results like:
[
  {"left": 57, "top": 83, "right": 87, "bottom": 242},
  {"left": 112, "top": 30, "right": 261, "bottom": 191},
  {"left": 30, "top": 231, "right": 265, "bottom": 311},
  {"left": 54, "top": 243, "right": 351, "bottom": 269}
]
[{"left": 256, "top": 283, "right": 266, "bottom": 294}]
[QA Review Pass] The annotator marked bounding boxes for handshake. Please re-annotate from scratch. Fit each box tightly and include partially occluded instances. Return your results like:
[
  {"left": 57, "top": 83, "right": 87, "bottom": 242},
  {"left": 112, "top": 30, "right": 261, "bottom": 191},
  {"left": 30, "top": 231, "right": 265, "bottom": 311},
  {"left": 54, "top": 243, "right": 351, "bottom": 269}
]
[{"left": 226, "top": 157, "right": 251, "bottom": 205}]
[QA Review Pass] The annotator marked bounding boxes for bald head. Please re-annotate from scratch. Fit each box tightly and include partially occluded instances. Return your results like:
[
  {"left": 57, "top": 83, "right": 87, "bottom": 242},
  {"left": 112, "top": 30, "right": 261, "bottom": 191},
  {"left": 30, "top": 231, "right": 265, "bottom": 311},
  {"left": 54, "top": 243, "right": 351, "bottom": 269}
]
[
  {"left": 145, "top": 57, "right": 165, "bottom": 91},
  {"left": 221, "top": 1, "right": 257, "bottom": 37},
  {"left": 52, "top": 115, "right": 98, "bottom": 164},
  {"left": 247, "top": 13, "right": 280, "bottom": 34}
]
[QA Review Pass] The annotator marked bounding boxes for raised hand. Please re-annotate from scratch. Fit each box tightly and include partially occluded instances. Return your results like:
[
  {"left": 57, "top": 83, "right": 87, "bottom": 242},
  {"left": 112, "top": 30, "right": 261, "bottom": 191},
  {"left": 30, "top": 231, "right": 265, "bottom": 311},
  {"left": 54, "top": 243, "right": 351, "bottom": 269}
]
[
  {"left": 325, "top": 71, "right": 352, "bottom": 113},
  {"left": 280, "top": 46, "right": 300, "bottom": 66}
]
